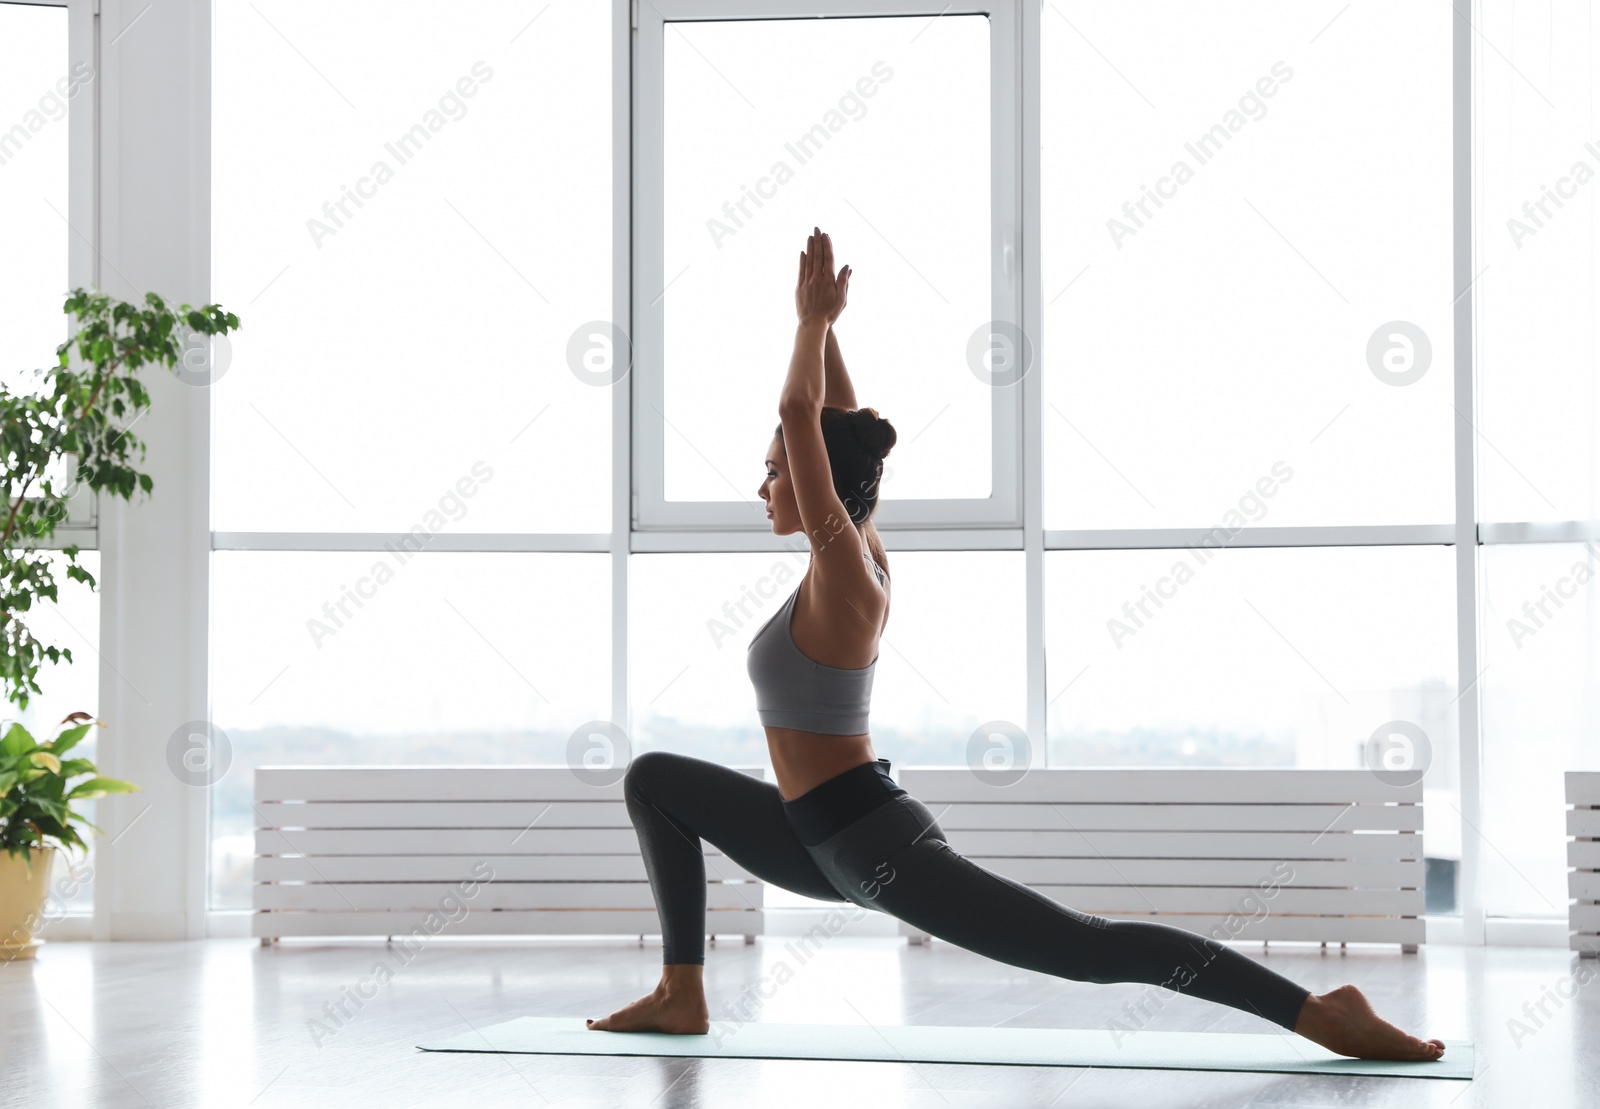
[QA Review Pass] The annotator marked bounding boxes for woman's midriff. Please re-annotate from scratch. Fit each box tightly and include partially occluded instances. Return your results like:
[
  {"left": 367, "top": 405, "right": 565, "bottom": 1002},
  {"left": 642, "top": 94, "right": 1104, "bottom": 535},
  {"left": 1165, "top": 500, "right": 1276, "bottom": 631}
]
[{"left": 765, "top": 729, "right": 879, "bottom": 801}]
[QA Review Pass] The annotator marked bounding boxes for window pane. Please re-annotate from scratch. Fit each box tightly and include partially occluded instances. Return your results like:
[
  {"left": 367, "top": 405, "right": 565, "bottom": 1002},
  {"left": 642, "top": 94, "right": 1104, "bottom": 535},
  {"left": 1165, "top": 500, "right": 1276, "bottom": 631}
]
[
  {"left": 661, "top": 16, "right": 991, "bottom": 503},
  {"left": 1045, "top": 547, "right": 1458, "bottom": 764},
  {"left": 1, "top": 3, "right": 91, "bottom": 912},
  {"left": 208, "top": 551, "right": 610, "bottom": 909},
  {"left": 212, "top": 1, "right": 612, "bottom": 532},
  {"left": 0, "top": 3, "right": 70, "bottom": 397},
  {"left": 1480, "top": 542, "right": 1600, "bottom": 917},
  {"left": 630, "top": 550, "right": 1024, "bottom": 766},
  {"left": 1042, "top": 2, "right": 1453, "bottom": 528},
  {"left": 1477, "top": 2, "right": 1600, "bottom": 524},
  {"left": 629, "top": 553, "right": 796, "bottom": 765},
  {"left": 1045, "top": 547, "right": 1460, "bottom": 906}
]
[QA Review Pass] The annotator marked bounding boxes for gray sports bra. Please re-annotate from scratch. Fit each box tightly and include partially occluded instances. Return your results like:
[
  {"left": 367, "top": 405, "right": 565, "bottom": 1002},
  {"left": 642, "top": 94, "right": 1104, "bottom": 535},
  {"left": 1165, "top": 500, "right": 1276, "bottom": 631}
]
[{"left": 746, "top": 553, "right": 887, "bottom": 736}]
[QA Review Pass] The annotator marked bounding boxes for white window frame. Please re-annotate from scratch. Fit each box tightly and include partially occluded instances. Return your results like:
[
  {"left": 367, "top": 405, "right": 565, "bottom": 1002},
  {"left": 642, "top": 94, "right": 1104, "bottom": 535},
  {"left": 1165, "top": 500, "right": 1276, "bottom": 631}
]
[
  {"left": 630, "top": 0, "right": 1025, "bottom": 531},
  {"left": 3, "top": 0, "right": 98, "bottom": 545},
  {"left": 0, "top": 0, "right": 97, "bottom": 940}
]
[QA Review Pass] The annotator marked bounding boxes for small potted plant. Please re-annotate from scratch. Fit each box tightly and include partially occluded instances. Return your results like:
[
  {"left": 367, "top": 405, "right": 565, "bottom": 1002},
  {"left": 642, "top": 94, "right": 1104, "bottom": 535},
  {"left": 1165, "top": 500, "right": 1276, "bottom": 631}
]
[{"left": 0, "top": 711, "right": 137, "bottom": 960}]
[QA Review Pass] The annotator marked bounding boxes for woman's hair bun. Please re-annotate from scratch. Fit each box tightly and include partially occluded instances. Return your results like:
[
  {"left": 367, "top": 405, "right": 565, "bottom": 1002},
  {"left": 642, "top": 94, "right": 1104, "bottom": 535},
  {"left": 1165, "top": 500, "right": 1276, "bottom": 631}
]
[{"left": 853, "top": 407, "right": 897, "bottom": 461}]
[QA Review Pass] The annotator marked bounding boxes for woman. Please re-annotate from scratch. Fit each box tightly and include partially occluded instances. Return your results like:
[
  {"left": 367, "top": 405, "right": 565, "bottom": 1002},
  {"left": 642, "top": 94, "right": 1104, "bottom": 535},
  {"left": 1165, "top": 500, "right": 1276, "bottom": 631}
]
[{"left": 589, "top": 227, "right": 1445, "bottom": 1063}]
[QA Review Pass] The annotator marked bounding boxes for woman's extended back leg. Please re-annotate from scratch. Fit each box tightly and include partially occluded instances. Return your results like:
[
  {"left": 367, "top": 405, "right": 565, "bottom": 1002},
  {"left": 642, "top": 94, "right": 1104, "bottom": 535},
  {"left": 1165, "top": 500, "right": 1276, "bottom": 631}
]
[{"left": 831, "top": 798, "right": 1311, "bottom": 1030}]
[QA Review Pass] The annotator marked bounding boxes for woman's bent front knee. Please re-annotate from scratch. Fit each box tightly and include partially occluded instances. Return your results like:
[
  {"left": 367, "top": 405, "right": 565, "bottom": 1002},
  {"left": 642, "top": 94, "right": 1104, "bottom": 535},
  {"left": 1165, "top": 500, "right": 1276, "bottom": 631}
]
[{"left": 622, "top": 749, "right": 671, "bottom": 803}]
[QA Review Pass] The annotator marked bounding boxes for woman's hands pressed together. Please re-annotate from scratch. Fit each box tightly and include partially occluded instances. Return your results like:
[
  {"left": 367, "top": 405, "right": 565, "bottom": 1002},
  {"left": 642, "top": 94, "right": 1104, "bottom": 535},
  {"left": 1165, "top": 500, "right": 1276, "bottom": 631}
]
[{"left": 795, "top": 226, "right": 850, "bottom": 326}]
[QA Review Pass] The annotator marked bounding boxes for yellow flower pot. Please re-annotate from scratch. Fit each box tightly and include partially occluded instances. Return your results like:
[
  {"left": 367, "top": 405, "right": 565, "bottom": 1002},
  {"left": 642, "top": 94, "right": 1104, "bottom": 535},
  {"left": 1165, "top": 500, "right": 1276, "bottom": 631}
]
[{"left": 0, "top": 846, "right": 56, "bottom": 962}]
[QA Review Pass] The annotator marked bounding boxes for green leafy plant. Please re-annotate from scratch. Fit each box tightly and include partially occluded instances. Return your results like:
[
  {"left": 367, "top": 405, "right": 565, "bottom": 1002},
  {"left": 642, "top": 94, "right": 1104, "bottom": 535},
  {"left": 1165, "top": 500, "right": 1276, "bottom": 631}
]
[
  {"left": 0, "top": 711, "right": 138, "bottom": 864},
  {"left": 1, "top": 287, "right": 240, "bottom": 709}
]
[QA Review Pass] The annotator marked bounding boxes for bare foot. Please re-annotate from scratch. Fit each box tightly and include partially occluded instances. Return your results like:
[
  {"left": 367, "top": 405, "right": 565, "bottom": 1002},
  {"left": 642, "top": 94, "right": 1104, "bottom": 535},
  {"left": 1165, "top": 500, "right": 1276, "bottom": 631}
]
[
  {"left": 587, "top": 964, "right": 709, "bottom": 1034},
  {"left": 1293, "top": 984, "right": 1446, "bottom": 1061}
]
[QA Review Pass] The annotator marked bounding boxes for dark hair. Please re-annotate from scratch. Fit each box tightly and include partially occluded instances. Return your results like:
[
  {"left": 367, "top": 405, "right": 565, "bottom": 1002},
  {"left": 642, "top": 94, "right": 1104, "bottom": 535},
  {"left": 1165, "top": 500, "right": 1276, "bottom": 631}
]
[{"left": 775, "top": 405, "right": 897, "bottom": 525}]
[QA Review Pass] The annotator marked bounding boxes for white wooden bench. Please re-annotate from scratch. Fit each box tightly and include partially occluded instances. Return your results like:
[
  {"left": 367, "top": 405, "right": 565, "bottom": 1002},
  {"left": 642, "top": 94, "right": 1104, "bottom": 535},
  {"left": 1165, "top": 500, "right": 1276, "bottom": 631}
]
[
  {"left": 252, "top": 766, "right": 764, "bottom": 944},
  {"left": 895, "top": 768, "right": 1425, "bottom": 951},
  {"left": 1569, "top": 771, "right": 1600, "bottom": 957}
]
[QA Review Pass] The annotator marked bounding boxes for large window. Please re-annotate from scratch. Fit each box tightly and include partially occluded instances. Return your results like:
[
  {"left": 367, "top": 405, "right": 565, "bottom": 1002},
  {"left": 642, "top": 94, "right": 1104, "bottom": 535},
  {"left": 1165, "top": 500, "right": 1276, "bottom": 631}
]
[
  {"left": 136, "top": 0, "right": 1589, "bottom": 932},
  {"left": 208, "top": 0, "right": 614, "bottom": 908}
]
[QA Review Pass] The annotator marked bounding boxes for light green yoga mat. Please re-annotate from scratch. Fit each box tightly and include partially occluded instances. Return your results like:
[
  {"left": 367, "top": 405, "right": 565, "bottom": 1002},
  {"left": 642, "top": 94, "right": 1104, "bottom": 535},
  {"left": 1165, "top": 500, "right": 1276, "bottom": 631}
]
[{"left": 418, "top": 1017, "right": 1473, "bottom": 1080}]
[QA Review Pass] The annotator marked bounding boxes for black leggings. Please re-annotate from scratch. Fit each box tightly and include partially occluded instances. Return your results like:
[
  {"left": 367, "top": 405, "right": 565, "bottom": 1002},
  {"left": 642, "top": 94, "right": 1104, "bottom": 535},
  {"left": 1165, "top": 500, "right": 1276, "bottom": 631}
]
[{"left": 621, "top": 750, "right": 1312, "bottom": 1031}]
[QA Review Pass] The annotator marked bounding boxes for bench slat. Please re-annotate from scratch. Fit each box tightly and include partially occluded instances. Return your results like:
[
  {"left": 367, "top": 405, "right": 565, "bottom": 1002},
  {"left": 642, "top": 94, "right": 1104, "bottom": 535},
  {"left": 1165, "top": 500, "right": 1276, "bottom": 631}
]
[
  {"left": 252, "top": 909, "right": 760, "bottom": 938},
  {"left": 257, "top": 800, "right": 1420, "bottom": 833},
  {"left": 931, "top": 830, "right": 1421, "bottom": 860},
  {"left": 254, "top": 854, "right": 761, "bottom": 883},
  {"left": 256, "top": 828, "right": 672, "bottom": 856},
  {"left": 900, "top": 768, "right": 1421, "bottom": 804},
  {"left": 971, "top": 857, "right": 1422, "bottom": 887},
  {"left": 1570, "top": 904, "right": 1600, "bottom": 931},
  {"left": 1567, "top": 808, "right": 1600, "bottom": 837},
  {"left": 255, "top": 801, "right": 633, "bottom": 829},
  {"left": 900, "top": 915, "right": 1423, "bottom": 944},
  {"left": 1569, "top": 871, "right": 1600, "bottom": 900},
  {"left": 931, "top": 803, "right": 1421, "bottom": 833},
  {"left": 1567, "top": 772, "right": 1600, "bottom": 805},
  {"left": 1568, "top": 841, "right": 1600, "bottom": 868},
  {"left": 978, "top": 886, "right": 1423, "bottom": 915},
  {"left": 254, "top": 764, "right": 764, "bottom": 802},
  {"left": 253, "top": 882, "right": 760, "bottom": 912}
]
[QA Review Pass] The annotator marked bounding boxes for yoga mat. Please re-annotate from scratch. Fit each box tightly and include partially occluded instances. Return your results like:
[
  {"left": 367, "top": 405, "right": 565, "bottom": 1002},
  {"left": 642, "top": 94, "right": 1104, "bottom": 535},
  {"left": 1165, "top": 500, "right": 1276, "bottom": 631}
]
[{"left": 418, "top": 1017, "right": 1473, "bottom": 1080}]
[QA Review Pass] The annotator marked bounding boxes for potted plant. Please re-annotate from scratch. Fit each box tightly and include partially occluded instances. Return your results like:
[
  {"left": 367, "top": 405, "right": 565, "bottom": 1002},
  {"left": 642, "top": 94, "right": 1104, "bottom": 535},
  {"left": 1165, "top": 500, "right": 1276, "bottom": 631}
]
[
  {"left": 0, "top": 288, "right": 239, "bottom": 956},
  {"left": 0, "top": 712, "right": 136, "bottom": 960}
]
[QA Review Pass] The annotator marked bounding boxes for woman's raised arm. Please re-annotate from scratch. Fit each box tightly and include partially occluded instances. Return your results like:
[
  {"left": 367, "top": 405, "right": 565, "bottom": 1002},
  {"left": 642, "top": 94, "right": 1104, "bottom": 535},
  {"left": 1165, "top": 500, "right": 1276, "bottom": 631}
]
[{"left": 823, "top": 325, "right": 857, "bottom": 410}]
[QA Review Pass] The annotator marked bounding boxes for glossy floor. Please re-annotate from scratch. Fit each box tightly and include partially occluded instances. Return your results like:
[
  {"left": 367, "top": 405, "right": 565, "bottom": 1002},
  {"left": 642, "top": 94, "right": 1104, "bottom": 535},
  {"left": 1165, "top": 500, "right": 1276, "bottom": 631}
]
[{"left": 1, "top": 936, "right": 1594, "bottom": 1108}]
